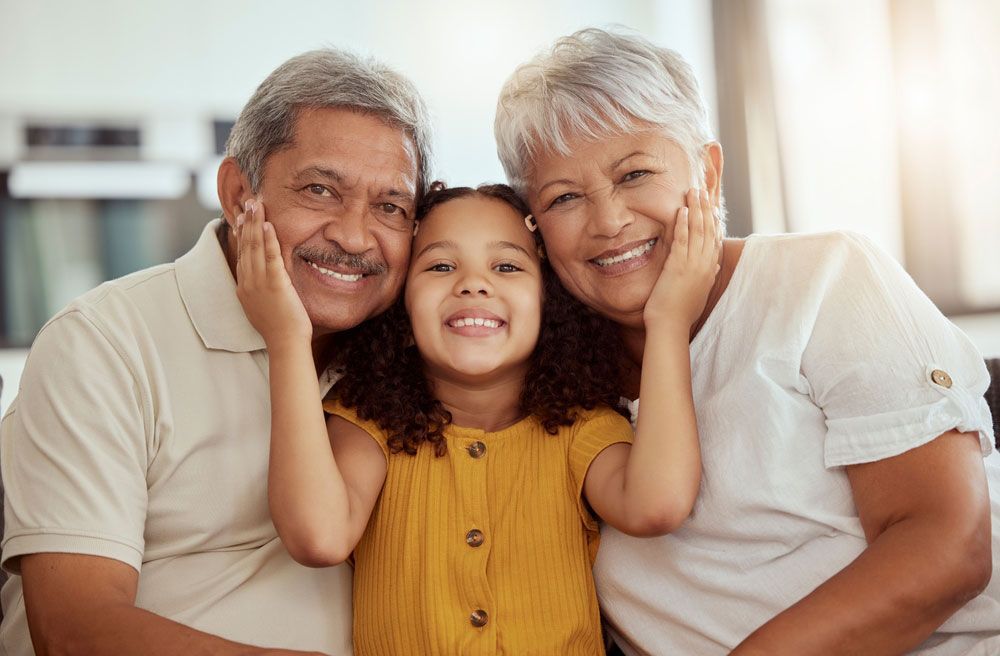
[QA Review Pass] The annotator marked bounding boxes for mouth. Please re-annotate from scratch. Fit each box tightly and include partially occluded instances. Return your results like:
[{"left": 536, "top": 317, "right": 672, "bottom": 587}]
[
  {"left": 444, "top": 309, "right": 507, "bottom": 335},
  {"left": 303, "top": 257, "right": 368, "bottom": 283},
  {"left": 591, "top": 238, "right": 658, "bottom": 268}
]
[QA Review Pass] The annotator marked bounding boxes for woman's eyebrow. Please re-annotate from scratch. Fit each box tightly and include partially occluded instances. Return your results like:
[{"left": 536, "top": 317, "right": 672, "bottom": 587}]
[{"left": 609, "top": 151, "right": 651, "bottom": 170}]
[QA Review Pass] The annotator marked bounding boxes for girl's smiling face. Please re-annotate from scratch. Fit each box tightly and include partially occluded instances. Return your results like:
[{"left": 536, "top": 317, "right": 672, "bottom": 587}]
[{"left": 404, "top": 195, "right": 543, "bottom": 384}]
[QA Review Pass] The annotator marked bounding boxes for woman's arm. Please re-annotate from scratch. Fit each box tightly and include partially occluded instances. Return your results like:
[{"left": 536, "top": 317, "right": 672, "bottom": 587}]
[
  {"left": 731, "top": 429, "right": 991, "bottom": 655},
  {"left": 235, "top": 199, "right": 386, "bottom": 567},
  {"left": 584, "top": 189, "right": 718, "bottom": 537}
]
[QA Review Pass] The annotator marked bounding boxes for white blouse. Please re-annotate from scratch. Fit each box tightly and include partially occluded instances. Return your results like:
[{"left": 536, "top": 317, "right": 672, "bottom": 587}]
[{"left": 595, "top": 231, "right": 999, "bottom": 655}]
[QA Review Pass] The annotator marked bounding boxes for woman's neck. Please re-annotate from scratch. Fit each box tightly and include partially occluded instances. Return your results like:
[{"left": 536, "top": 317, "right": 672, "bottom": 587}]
[
  {"left": 426, "top": 366, "right": 528, "bottom": 432},
  {"left": 621, "top": 238, "right": 746, "bottom": 381}
]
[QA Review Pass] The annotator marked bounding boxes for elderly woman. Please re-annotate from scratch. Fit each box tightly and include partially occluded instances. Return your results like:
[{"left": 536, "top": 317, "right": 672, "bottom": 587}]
[{"left": 495, "top": 28, "right": 999, "bottom": 656}]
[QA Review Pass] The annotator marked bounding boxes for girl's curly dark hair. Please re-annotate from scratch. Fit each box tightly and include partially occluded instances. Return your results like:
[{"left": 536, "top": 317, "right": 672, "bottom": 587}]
[{"left": 330, "top": 183, "right": 629, "bottom": 457}]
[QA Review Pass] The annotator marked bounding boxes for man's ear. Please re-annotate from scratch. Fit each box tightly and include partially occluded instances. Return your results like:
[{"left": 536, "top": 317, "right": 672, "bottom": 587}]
[
  {"left": 217, "top": 157, "right": 252, "bottom": 230},
  {"left": 701, "top": 142, "right": 724, "bottom": 207}
]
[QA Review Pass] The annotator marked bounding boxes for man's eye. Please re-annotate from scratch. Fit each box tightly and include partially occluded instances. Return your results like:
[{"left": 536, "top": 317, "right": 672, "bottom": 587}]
[
  {"left": 306, "top": 184, "right": 332, "bottom": 196},
  {"left": 379, "top": 203, "right": 404, "bottom": 216},
  {"left": 495, "top": 262, "right": 521, "bottom": 273},
  {"left": 428, "top": 263, "right": 453, "bottom": 272},
  {"left": 622, "top": 170, "right": 651, "bottom": 182}
]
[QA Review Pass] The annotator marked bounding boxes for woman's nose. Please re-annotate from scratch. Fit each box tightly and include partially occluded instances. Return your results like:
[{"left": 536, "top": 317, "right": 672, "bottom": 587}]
[{"left": 586, "top": 187, "right": 634, "bottom": 238}]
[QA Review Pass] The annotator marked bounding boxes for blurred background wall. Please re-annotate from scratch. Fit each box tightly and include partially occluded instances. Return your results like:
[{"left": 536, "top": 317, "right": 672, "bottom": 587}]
[{"left": 0, "top": 0, "right": 998, "bottom": 414}]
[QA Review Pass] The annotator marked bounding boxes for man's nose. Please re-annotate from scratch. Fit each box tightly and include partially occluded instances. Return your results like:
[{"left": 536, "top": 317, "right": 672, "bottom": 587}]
[{"left": 323, "top": 202, "right": 378, "bottom": 254}]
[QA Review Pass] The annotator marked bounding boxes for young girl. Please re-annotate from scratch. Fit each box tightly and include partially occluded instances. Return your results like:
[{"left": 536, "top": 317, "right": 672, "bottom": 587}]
[{"left": 235, "top": 183, "right": 720, "bottom": 655}]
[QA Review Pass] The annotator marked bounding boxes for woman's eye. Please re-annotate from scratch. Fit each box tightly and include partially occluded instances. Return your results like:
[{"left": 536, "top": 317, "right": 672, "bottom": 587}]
[
  {"left": 622, "top": 170, "right": 651, "bottom": 182},
  {"left": 547, "top": 193, "right": 578, "bottom": 209},
  {"left": 428, "top": 263, "right": 454, "bottom": 272},
  {"left": 495, "top": 262, "right": 521, "bottom": 273}
]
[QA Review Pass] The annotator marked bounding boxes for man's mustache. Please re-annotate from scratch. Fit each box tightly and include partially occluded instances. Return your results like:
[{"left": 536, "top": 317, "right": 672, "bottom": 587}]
[{"left": 294, "top": 245, "right": 387, "bottom": 275}]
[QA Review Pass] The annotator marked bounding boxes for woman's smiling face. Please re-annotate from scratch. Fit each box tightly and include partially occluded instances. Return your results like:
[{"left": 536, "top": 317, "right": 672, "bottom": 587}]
[
  {"left": 404, "top": 195, "right": 543, "bottom": 383},
  {"left": 526, "top": 127, "right": 714, "bottom": 329}
]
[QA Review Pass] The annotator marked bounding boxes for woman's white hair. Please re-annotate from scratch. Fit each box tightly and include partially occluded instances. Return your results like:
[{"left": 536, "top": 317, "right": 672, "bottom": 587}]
[
  {"left": 226, "top": 48, "right": 433, "bottom": 195},
  {"left": 495, "top": 27, "right": 717, "bottom": 200}
]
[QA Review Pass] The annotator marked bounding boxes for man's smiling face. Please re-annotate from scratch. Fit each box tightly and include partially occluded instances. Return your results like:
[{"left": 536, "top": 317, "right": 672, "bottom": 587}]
[{"left": 255, "top": 106, "right": 419, "bottom": 336}]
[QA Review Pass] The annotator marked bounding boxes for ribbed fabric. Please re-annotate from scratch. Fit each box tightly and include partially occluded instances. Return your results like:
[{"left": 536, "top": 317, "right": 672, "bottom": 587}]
[{"left": 322, "top": 400, "right": 633, "bottom": 656}]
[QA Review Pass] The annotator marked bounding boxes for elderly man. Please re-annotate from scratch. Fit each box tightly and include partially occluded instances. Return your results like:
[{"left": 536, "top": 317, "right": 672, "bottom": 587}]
[{"left": 0, "top": 48, "right": 431, "bottom": 655}]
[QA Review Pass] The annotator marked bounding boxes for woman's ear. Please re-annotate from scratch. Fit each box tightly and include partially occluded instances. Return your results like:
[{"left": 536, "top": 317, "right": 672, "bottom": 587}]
[
  {"left": 702, "top": 142, "right": 724, "bottom": 206},
  {"left": 217, "top": 157, "right": 252, "bottom": 230}
]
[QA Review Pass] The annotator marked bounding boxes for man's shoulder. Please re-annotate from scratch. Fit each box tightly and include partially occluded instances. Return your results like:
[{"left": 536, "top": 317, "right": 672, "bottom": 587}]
[{"left": 40, "top": 262, "right": 182, "bottom": 347}]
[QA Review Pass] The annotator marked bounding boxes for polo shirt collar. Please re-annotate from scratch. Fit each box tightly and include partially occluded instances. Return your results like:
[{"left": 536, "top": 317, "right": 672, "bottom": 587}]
[{"left": 175, "top": 219, "right": 266, "bottom": 353}]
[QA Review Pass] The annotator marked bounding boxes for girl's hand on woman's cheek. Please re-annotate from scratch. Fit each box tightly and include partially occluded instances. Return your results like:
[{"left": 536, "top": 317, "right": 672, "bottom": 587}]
[
  {"left": 643, "top": 188, "right": 722, "bottom": 329},
  {"left": 234, "top": 198, "right": 313, "bottom": 347}
]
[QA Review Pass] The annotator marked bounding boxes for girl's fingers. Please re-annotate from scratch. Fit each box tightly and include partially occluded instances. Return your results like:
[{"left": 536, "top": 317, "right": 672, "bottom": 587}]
[
  {"left": 246, "top": 199, "right": 264, "bottom": 280},
  {"left": 689, "top": 188, "right": 706, "bottom": 258},
  {"left": 673, "top": 206, "right": 689, "bottom": 257},
  {"left": 262, "top": 222, "right": 284, "bottom": 279},
  {"left": 235, "top": 211, "right": 248, "bottom": 282},
  {"left": 700, "top": 189, "right": 715, "bottom": 256}
]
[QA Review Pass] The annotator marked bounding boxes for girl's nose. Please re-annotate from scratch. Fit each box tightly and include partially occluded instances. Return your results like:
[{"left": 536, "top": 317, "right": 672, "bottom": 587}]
[{"left": 455, "top": 273, "right": 492, "bottom": 297}]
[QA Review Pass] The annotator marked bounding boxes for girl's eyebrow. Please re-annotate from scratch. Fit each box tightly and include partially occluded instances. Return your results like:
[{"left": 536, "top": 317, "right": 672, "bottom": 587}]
[
  {"left": 414, "top": 240, "right": 531, "bottom": 259},
  {"left": 490, "top": 240, "right": 531, "bottom": 257},
  {"left": 415, "top": 240, "right": 457, "bottom": 259}
]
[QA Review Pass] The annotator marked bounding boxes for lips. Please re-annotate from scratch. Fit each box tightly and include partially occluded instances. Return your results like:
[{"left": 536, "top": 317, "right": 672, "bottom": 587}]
[
  {"left": 590, "top": 238, "right": 658, "bottom": 267},
  {"left": 444, "top": 308, "right": 507, "bottom": 334},
  {"left": 303, "top": 257, "right": 367, "bottom": 283}
]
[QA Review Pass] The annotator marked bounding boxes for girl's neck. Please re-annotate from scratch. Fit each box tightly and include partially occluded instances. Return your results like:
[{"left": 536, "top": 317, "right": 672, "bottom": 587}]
[{"left": 426, "top": 366, "right": 528, "bottom": 433}]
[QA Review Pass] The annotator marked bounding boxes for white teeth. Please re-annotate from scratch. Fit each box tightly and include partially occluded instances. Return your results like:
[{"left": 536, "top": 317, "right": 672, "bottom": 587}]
[
  {"left": 308, "top": 260, "right": 362, "bottom": 282},
  {"left": 449, "top": 318, "right": 502, "bottom": 328},
  {"left": 594, "top": 239, "right": 657, "bottom": 267}
]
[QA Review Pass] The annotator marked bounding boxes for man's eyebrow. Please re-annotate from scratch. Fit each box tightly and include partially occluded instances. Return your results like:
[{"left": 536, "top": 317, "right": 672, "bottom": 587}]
[
  {"left": 292, "top": 166, "right": 344, "bottom": 183},
  {"left": 415, "top": 239, "right": 457, "bottom": 259},
  {"left": 384, "top": 187, "right": 416, "bottom": 204},
  {"left": 489, "top": 240, "right": 532, "bottom": 257}
]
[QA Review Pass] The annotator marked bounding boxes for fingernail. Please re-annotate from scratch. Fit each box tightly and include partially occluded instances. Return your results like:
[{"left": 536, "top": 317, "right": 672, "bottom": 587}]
[
  {"left": 245, "top": 198, "right": 255, "bottom": 214},
  {"left": 236, "top": 213, "right": 245, "bottom": 227}
]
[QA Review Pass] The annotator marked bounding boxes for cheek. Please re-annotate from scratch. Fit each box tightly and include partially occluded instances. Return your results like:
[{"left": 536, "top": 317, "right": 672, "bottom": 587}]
[{"left": 628, "top": 180, "right": 683, "bottom": 228}]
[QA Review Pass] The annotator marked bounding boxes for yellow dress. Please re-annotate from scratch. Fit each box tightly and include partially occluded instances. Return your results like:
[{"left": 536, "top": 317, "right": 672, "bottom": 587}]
[{"left": 322, "top": 400, "right": 633, "bottom": 656}]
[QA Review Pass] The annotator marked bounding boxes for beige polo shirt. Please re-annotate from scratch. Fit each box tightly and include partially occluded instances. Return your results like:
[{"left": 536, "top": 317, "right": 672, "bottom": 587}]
[{"left": 0, "top": 219, "right": 352, "bottom": 655}]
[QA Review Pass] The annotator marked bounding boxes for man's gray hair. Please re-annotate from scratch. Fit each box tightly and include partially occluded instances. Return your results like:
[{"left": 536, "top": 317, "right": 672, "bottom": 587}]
[
  {"left": 226, "top": 48, "right": 433, "bottom": 195},
  {"left": 495, "top": 28, "right": 715, "bottom": 197}
]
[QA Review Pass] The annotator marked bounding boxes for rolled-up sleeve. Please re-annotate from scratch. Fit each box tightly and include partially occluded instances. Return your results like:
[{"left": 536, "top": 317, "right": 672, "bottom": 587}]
[
  {"left": 799, "top": 232, "right": 993, "bottom": 468},
  {"left": 1, "top": 309, "right": 150, "bottom": 573}
]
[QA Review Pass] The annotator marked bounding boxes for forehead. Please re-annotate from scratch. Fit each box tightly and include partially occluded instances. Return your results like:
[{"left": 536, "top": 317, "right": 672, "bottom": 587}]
[
  {"left": 528, "top": 128, "right": 687, "bottom": 185},
  {"left": 414, "top": 196, "right": 535, "bottom": 253},
  {"left": 269, "top": 106, "right": 418, "bottom": 189}
]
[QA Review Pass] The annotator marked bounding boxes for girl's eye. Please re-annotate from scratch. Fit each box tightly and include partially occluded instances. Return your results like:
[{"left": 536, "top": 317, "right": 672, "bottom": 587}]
[
  {"left": 622, "top": 170, "right": 651, "bottom": 182},
  {"left": 428, "top": 263, "right": 454, "bottom": 272},
  {"left": 494, "top": 262, "right": 522, "bottom": 273}
]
